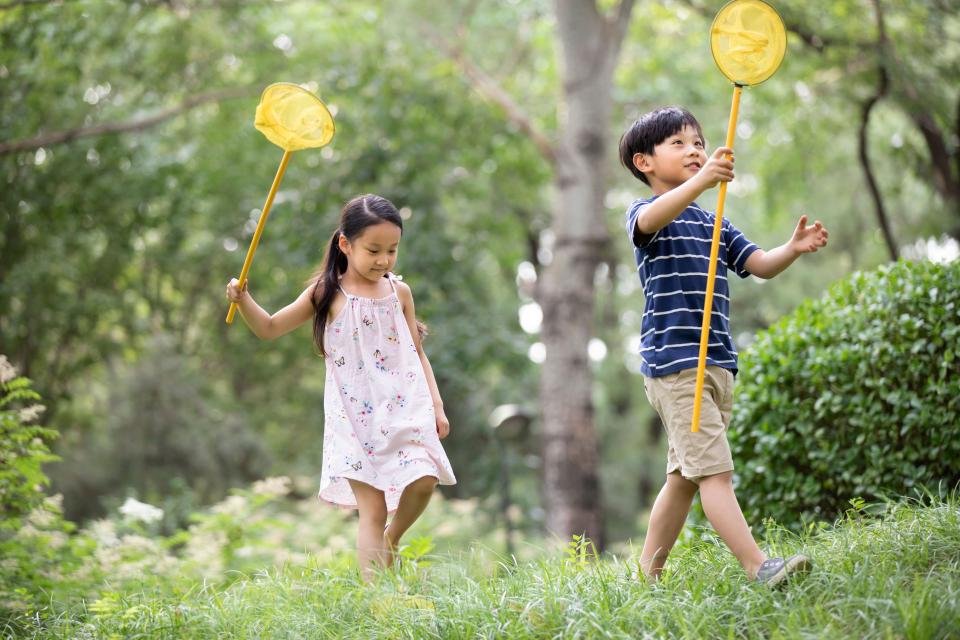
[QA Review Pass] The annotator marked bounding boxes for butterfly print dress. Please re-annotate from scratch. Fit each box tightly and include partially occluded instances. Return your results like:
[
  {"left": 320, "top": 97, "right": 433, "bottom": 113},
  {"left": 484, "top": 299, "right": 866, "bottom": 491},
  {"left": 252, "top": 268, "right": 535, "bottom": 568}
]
[{"left": 319, "top": 273, "right": 456, "bottom": 512}]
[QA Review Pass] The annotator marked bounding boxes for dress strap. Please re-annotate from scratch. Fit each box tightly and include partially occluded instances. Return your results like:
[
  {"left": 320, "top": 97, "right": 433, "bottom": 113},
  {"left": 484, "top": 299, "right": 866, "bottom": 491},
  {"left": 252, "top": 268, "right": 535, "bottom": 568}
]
[{"left": 385, "top": 272, "right": 400, "bottom": 293}]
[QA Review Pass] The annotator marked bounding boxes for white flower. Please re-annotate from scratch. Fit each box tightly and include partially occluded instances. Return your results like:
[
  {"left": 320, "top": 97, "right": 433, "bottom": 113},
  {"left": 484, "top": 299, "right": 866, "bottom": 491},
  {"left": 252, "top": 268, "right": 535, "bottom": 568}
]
[
  {"left": 252, "top": 476, "right": 291, "bottom": 498},
  {"left": 0, "top": 355, "right": 16, "bottom": 384},
  {"left": 27, "top": 506, "right": 56, "bottom": 528},
  {"left": 87, "top": 519, "right": 119, "bottom": 547},
  {"left": 18, "top": 404, "right": 46, "bottom": 423},
  {"left": 211, "top": 494, "right": 247, "bottom": 517},
  {"left": 118, "top": 497, "right": 164, "bottom": 524}
]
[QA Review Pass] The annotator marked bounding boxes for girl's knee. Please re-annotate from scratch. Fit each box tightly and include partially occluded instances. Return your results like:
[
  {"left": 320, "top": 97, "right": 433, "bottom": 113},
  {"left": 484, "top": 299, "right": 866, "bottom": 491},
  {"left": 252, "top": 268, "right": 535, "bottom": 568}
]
[
  {"left": 408, "top": 475, "right": 438, "bottom": 497},
  {"left": 359, "top": 504, "right": 388, "bottom": 527}
]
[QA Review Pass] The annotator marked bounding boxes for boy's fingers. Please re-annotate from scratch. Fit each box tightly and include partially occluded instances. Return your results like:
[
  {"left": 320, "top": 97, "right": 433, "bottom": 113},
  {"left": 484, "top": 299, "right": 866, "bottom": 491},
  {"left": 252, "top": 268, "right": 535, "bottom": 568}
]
[{"left": 712, "top": 146, "right": 733, "bottom": 159}]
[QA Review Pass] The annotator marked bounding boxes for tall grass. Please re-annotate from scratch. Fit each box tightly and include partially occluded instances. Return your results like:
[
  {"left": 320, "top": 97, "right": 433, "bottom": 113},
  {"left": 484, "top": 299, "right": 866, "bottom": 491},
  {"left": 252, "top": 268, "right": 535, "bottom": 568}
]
[{"left": 11, "top": 497, "right": 960, "bottom": 639}]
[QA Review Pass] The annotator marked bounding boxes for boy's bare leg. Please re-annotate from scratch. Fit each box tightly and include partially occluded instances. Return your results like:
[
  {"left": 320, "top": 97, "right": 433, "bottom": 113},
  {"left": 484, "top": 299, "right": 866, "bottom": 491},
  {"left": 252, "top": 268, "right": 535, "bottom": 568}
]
[
  {"left": 639, "top": 472, "right": 699, "bottom": 579},
  {"left": 384, "top": 475, "right": 438, "bottom": 564},
  {"left": 698, "top": 471, "right": 766, "bottom": 578},
  {"left": 348, "top": 479, "right": 388, "bottom": 581}
]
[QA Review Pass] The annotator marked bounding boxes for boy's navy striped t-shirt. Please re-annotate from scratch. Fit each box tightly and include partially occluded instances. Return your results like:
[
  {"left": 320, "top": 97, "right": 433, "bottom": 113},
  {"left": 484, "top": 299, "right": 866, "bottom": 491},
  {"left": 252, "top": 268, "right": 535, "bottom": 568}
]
[{"left": 626, "top": 196, "right": 758, "bottom": 378}]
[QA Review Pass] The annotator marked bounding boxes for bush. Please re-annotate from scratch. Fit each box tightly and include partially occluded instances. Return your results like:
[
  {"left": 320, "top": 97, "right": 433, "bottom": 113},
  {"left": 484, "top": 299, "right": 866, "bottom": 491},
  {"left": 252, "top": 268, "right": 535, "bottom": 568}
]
[
  {"left": 0, "top": 356, "right": 58, "bottom": 522},
  {"left": 0, "top": 355, "right": 76, "bottom": 619},
  {"left": 730, "top": 259, "right": 960, "bottom": 529}
]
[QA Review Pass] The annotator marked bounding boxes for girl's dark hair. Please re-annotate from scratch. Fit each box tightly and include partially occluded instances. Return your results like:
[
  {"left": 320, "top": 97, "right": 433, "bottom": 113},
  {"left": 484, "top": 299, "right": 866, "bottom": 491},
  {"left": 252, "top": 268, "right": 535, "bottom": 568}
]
[
  {"left": 310, "top": 194, "right": 403, "bottom": 355},
  {"left": 618, "top": 107, "right": 704, "bottom": 185}
]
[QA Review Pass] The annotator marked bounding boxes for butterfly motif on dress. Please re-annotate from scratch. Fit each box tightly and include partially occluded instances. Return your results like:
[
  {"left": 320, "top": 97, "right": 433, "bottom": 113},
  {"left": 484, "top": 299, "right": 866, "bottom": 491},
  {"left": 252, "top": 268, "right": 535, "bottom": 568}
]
[
  {"left": 334, "top": 356, "right": 346, "bottom": 367},
  {"left": 362, "top": 315, "right": 374, "bottom": 328},
  {"left": 350, "top": 461, "right": 362, "bottom": 471},
  {"left": 397, "top": 450, "right": 412, "bottom": 467}
]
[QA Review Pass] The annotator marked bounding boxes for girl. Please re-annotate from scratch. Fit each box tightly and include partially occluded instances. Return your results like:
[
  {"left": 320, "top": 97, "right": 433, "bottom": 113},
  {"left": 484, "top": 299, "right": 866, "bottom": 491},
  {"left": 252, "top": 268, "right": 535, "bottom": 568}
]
[{"left": 225, "top": 194, "right": 456, "bottom": 580}]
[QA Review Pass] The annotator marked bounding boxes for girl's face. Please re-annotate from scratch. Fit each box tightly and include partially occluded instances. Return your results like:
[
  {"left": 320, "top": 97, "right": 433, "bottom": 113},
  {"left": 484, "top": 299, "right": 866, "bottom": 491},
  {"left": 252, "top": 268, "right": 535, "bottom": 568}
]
[{"left": 340, "top": 221, "right": 402, "bottom": 282}]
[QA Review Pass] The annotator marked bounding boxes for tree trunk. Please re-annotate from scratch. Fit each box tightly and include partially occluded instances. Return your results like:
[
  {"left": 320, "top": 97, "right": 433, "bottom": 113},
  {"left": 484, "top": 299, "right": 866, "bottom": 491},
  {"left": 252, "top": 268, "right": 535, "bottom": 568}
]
[{"left": 538, "top": 0, "right": 634, "bottom": 549}]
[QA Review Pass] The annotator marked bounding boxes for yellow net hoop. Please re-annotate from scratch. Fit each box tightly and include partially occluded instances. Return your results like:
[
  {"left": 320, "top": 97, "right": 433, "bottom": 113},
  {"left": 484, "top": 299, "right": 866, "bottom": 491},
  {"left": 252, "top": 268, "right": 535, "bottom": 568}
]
[
  {"left": 254, "top": 82, "right": 335, "bottom": 151},
  {"left": 710, "top": 0, "right": 787, "bottom": 86}
]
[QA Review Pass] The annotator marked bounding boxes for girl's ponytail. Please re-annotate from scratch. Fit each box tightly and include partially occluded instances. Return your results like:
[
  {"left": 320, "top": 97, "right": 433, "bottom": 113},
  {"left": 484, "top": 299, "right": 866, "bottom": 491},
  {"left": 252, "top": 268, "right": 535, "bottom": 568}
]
[{"left": 310, "top": 229, "right": 347, "bottom": 355}]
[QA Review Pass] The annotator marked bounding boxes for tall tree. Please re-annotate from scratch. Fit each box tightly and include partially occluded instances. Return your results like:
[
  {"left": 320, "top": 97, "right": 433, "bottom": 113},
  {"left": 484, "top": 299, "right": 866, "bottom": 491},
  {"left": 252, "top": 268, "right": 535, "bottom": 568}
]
[
  {"left": 537, "top": 0, "right": 634, "bottom": 548},
  {"left": 429, "top": 0, "right": 636, "bottom": 545}
]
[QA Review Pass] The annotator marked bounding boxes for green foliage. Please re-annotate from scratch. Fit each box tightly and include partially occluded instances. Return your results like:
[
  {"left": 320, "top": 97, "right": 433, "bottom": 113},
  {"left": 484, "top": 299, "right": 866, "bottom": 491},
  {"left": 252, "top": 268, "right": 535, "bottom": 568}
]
[
  {"left": 0, "top": 356, "right": 83, "bottom": 621},
  {"left": 52, "top": 337, "right": 270, "bottom": 526},
  {"left": 0, "top": 357, "right": 58, "bottom": 522},
  {"left": 730, "top": 260, "right": 960, "bottom": 529}
]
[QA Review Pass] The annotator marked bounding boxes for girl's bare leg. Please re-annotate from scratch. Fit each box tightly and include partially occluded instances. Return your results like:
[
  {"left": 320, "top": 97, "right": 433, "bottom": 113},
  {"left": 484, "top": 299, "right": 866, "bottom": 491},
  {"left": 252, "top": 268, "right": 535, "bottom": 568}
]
[
  {"left": 348, "top": 479, "right": 388, "bottom": 581},
  {"left": 384, "top": 475, "right": 438, "bottom": 564}
]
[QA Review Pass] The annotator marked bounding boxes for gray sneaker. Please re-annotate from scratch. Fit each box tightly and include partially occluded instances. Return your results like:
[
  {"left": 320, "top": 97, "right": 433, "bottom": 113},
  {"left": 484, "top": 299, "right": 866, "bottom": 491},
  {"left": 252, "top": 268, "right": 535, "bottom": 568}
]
[{"left": 755, "top": 555, "right": 811, "bottom": 586}]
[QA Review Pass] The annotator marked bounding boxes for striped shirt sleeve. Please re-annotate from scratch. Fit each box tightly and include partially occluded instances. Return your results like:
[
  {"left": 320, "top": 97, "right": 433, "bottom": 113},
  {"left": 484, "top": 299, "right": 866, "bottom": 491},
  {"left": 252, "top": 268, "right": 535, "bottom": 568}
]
[
  {"left": 625, "top": 198, "right": 657, "bottom": 248},
  {"left": 723, "top": 217, "right": 759, "bottom": 278}
]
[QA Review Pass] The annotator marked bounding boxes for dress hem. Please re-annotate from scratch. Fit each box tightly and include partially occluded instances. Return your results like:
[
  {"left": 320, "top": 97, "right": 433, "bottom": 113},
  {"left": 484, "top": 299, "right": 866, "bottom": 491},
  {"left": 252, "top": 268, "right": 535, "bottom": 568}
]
[{"left": 317, "top": 469, "right": 457, "bottom": 514}]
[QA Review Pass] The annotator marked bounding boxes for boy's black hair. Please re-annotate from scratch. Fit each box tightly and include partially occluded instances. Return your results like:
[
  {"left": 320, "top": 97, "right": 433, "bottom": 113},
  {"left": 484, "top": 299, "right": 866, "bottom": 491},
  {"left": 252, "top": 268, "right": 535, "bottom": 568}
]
[{"left": 619, "top": 107, "right": 705, "bottom": 185}]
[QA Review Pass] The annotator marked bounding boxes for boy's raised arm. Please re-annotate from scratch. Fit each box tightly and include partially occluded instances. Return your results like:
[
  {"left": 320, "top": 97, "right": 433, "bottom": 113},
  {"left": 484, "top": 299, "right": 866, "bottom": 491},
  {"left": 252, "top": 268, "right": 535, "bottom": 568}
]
[{"left": 635, "top": 146, "right": 734, "bottom": 235}]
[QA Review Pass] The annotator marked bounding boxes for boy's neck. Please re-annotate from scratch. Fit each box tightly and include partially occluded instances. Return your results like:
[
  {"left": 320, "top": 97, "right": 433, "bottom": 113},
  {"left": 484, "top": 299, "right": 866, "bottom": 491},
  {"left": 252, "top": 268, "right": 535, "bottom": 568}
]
[{"left": 648, "top": 175, "right": 685, "bottom": 196}]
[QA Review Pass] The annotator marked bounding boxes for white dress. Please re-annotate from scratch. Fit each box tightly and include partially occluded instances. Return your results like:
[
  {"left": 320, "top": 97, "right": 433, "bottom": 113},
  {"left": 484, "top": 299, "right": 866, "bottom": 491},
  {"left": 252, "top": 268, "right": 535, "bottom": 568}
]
[{"left": 318, "top": 273, "right": 456, "bottom": 512}]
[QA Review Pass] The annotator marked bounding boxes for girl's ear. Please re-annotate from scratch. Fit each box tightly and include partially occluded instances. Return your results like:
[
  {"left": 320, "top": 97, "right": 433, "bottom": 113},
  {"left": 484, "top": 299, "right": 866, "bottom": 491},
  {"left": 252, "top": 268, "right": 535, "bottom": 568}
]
[{"left": 337, "top": 233, "right": 351, "bottom": 255}]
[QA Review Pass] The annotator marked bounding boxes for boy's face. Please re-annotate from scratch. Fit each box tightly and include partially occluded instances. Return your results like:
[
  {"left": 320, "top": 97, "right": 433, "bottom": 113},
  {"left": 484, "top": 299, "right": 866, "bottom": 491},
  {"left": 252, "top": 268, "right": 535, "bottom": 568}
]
[{"left": 634, "top": 125, "right": 707, "bottom": 192}]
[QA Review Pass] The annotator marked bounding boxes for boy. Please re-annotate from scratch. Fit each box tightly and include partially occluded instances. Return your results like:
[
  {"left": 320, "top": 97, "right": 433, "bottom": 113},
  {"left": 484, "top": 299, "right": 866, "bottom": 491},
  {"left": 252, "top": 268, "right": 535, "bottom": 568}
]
[{"left": 619, "top": 107, "right": 828, "bottom": 585}]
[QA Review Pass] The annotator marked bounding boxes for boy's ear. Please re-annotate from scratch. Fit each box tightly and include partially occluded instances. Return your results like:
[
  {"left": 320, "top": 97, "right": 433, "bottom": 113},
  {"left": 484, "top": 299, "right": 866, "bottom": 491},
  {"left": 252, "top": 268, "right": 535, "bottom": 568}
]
[{"left": 632, "top": 152, "right": 652, "bottom": 174}]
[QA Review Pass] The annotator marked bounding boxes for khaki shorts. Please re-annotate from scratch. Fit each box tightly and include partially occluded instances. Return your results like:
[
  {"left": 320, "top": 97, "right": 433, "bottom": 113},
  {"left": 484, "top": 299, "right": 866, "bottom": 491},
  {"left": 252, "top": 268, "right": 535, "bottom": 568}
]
[{"left": 643, "top": 366, "right": 735, "bottom": 483}]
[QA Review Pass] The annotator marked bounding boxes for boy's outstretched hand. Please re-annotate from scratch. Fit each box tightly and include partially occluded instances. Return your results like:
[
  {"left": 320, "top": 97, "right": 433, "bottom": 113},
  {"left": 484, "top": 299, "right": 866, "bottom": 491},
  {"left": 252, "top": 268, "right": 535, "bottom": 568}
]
[{"left": 789, "top": 215, "right": 829, "bottom": 254}]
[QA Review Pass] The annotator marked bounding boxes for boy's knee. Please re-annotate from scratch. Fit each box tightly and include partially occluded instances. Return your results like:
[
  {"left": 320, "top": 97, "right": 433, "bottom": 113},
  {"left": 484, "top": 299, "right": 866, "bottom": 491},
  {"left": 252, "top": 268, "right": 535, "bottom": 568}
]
[
  {"left": 666, "top": 472, "right": 699, "bottom": 495},
  {"left": 699, "top": 471, "right": 733, "bottom": 487}
]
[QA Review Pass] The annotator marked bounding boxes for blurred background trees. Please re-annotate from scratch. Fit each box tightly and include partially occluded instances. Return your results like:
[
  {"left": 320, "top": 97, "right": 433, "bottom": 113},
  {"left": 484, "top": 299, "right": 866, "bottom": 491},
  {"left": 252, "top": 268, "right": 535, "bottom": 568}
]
[{"left": 1, "top": 0, "right": 956, "bottom": 545}]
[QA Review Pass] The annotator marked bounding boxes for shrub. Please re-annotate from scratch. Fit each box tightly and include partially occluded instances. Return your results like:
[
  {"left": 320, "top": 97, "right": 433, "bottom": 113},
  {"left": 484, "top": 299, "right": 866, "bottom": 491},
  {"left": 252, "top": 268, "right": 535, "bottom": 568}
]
[
  {"left": 730, "top": 259, "right": 960, "bottom": 529},
  {"left": 0, "top": 355, "right": 75, "bottom": 618}
]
